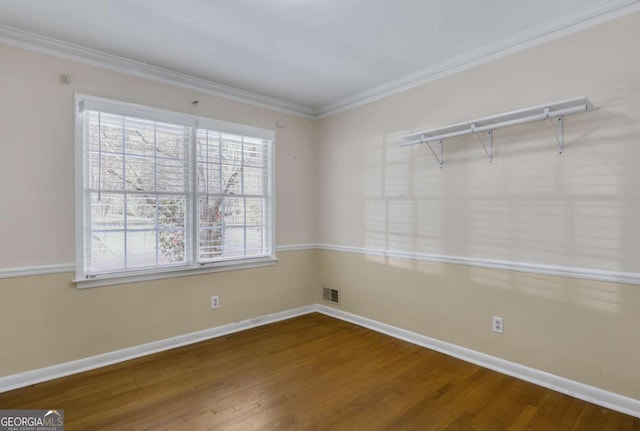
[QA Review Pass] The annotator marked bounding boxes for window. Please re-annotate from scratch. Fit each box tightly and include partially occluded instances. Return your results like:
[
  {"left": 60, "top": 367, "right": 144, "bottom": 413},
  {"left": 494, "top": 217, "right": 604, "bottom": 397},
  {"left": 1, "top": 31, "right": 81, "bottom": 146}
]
[{"left": 74, "top": 94, "right": 275, "bottom": 287}]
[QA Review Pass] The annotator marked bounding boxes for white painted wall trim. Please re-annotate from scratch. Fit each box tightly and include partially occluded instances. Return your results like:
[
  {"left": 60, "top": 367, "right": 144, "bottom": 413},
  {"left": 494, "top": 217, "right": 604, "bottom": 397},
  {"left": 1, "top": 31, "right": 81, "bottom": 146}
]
[
  {"left": 0, "top": 264, "right": 75, "bottom": 279},
  {"left": 0, "top": 25, "right": 315, "bottom": 119},
  {"left": 74, "top": 258, "right": 279, "bottom": 289},
  {"left": 1, "top": 303, "right": 637, "bottom": 418},
  {"left": 2, "top": 243, "right": 639, "bottom": 285},
  {"left": 314, "top": 304, "right": 640, "bottom": 419},
  {"left": 0, "top": 245, "right": 317, "bottom": 280},
  {"left": 316, "top": 0, "right": 640, "bottom": 117},
  {"left": 275, "top": 244, "right": 318, "bottom": 252},
  {"left": 316, "top": 244, "right": 640, "bottom": 286},
  {"left": 1, "top": 1, "right": 639, "bottom": 119},
  {"left": 0, "top": 305, "right": 316, "bottom": 394}
]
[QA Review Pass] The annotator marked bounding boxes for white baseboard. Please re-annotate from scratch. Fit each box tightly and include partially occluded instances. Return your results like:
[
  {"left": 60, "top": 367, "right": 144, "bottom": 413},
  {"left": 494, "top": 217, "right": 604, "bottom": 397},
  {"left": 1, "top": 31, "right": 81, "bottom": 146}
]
[
  {"left": 1, "top": 303, "right": 638, "bottom": 419},
  {"left": 0, "top": 305, "right": 315, "bottom": 394},
  {"left": 314, "top": 304, "right": 640, "bottom": 419}
]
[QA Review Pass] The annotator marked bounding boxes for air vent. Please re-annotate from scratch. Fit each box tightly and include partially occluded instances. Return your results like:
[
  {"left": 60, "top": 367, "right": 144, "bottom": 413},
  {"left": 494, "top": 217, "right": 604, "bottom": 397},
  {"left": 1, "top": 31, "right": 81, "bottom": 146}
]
[{"left": 323, "top": 287, "right": 339, "bottom": 304}]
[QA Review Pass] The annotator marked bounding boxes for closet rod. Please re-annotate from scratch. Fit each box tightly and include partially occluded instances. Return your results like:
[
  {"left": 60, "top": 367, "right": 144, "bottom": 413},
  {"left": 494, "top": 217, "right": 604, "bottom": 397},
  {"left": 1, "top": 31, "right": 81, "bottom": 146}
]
[{"left": 401, "top": 103, "right": 588, "bottom": 147}]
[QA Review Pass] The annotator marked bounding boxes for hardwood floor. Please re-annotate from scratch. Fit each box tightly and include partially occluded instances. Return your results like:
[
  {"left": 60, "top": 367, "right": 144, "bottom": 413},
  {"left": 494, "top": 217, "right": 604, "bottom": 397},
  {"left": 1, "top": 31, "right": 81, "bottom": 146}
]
[{"left": 0, "top": 313, "right": 637, "bottom": 430}]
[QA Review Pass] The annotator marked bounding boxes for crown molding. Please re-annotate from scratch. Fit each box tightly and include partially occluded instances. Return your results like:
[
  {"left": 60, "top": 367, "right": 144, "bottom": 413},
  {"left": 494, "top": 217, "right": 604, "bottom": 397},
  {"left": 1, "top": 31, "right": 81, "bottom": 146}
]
[
  {"left": 316, "top": 0, "right": 640, "bottom": 117},
  {"left": 0, "top": 0, "right": 639, "bottom": 119},
  {"left": 0, "top": 25, "right": 316, "bottom": 119}
]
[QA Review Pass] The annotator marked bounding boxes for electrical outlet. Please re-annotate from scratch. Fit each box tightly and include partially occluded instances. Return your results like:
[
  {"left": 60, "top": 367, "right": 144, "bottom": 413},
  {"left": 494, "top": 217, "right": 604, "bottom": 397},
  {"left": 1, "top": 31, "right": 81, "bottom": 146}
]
[
  {"left": 492, "top": 316, "right": 504, "bottom": 334},
  {"left": 211, "top": 296, "right": 219, "bottom": 309}
]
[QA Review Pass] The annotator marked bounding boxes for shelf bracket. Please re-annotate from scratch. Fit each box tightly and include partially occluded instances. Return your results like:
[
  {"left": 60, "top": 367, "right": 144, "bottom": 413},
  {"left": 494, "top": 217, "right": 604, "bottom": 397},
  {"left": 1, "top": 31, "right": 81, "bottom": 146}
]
[
  {"left": 423, "top": 135, "right": 443, "bottom": 168},
  {"left": 544, "top": 109, "right": 564, "bottom": 154},
  {"left": 472, "top": 126, "right": 492, "bottom": 162}
]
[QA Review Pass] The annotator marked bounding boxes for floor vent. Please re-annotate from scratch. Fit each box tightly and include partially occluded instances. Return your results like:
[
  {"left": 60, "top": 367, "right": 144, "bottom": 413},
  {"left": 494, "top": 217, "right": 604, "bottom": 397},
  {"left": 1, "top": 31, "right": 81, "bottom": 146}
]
[{"left": 323, "top": 287, "right": 339, "bottom": 304}]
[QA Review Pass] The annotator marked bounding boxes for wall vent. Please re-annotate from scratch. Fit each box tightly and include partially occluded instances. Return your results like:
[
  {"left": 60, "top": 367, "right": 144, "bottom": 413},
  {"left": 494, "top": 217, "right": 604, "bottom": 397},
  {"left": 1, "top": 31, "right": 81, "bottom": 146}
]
[{"left": 323, "top": 287, "right": 339, "bottom": 304}]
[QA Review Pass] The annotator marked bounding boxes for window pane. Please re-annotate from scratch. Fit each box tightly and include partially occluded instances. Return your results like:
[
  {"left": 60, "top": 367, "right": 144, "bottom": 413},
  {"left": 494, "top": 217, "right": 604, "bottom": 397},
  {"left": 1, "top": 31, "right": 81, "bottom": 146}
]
[
  {"left": 246, "top": 198, "right": 264, "bottom": 226},
  {"left": 246, "top": 227, "right": 265, "bottom": 254},
  {"left": 220, "top": 136, "right": 243, "bottom": 165},
  {"left": 84, "top": 108, "right": 190, "bottom": 275},
  {"left": 89, "top": 230, "right": 125, "bottom": 272},
  {"left": 222, "top": 228, "right": 245, "bottom": 257},
  {"left": 221, "top": 164, "right": 242, "bottom": 194},
  {"left": 243, "top": 140, "right": 265, "bottom": 167},
  {"left": 196, "top": 161, "right": 222, "bottom": 194},
  {"left": 89, "top": 153, "right": 124, "bottom": 191},
  {"left": 126, "top": 195, "right": 155, "bottom": 229},
  {"left": 157, "top": 196, "right": 186, "bottom": 263},
  {"left": 90, "top": 193, "right": 124, "bottom": 230},
  {"left": 197, "top": 130, "right": 221, "bottom": 164},
  {"left": 157, "top": 122, "right": 188, "bottom": 159},
  {"left": 223, "top": 197, "right": 244, "bottom": 226},
  {"left": 88, "top": 112, "right": 124, "bottom": 154},
  {"left": 159, "top": 229, "right": 185, "bottom": 263},
  {"left": 157, "top": 159, "right": 187, "bottom": 193},
  {"left": 196, "top": 125, "right": 272, "bottom": 262},
  {"left": 158, "top": 196, "right": 186, "bottom": 229},
  {"left": 124, "top": 155, "right": 155, "bottom": 192},
  {"left": 198, "top": 195, "right": 223, "bottom": 228},
  {"left": 244, "top": 167, "right": 264, "bottom": 195},
  {"left": 127, "top": 230, "right": 158, "bottom": 268},
  {"left": 124, "top": 117, "right": 156, "bottom": 157},
  {"left": 199, "top": 228, "right": 222, "bottom": 260}
]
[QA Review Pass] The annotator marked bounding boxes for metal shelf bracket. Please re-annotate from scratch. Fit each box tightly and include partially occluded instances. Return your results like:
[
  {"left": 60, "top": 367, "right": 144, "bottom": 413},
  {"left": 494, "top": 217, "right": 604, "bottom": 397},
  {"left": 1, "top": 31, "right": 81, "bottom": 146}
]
[
  {"left": 544, "top": 108, "right": 564, "bottom": 154},
  {"left": 472, "top": 125, "right": 492, "bottom": 162},
  {"left": 423, "top": 135, "right": 443, "bottom": 168}
]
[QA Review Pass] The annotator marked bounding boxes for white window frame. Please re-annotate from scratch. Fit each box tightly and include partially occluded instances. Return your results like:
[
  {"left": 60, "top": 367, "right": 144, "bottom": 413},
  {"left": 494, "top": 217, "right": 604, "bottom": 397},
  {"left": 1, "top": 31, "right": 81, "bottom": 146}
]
[{"left": 74, "top": 94, "right": 276, "bottom": 288}]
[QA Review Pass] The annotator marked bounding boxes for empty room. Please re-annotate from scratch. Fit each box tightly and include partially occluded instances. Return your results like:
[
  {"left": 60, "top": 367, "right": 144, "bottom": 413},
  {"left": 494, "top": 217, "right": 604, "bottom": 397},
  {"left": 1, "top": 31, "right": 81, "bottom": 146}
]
[{"left": 1, "top": 1, "right": 639, "bottom": 429}]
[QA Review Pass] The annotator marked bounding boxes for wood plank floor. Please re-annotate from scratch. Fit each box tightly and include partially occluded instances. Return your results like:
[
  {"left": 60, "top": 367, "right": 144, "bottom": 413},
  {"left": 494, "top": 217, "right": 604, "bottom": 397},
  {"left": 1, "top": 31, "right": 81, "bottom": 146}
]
[{"left": 0, "top": 313, "right": 637, "bottom": 430}]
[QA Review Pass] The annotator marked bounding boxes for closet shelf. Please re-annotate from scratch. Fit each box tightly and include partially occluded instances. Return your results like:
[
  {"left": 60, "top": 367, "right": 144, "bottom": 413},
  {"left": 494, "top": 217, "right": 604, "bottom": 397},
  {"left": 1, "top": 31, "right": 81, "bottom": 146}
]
[{"left": 401, "top": 97, "right": 593, "bottom": 168}]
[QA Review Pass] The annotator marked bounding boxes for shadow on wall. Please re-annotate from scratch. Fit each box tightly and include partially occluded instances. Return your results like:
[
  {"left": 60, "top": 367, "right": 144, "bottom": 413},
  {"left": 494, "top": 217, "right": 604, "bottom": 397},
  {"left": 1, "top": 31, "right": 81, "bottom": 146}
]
[{"left": 361, "top": 92, "right": 639, "bottom": 315}]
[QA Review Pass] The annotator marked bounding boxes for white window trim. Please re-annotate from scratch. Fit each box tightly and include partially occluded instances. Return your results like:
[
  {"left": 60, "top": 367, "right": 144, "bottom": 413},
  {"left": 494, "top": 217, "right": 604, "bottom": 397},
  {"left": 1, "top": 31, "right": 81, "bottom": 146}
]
[
  {"left": 73, "top": 93, "right": 277, "bottom": 289},
  {"left": 73, "top": 257, "right": 279, "bottom": 289}
]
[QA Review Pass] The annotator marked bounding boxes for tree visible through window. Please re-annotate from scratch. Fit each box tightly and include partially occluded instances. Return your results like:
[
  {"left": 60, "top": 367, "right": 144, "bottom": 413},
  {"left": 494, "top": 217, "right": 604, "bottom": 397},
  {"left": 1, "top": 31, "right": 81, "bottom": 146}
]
[{"left": 77, "top": 95, "right": 274, "bottom": 280}]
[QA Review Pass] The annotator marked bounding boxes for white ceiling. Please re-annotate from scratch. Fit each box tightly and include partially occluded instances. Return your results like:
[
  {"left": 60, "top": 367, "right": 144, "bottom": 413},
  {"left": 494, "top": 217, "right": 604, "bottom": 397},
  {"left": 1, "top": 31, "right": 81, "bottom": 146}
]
[{"left": 0, "top": 0, "right": 637, "bottom": 116}]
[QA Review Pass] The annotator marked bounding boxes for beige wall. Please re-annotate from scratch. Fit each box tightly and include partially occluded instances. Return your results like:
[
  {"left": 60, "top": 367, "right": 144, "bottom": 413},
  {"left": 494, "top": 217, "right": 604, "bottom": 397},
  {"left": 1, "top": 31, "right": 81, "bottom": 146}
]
[
  {"left": 316, "top": 12, "right": 640, "bottom": 399},
  {"left": 0, "top": 250, "right": 316, "bottom": 376},
  {"left": 318, "top": 250, "right": 640, "bottom": 399},
  {"left": 0, "top": 44, "right": 318, "bottom": 376}
]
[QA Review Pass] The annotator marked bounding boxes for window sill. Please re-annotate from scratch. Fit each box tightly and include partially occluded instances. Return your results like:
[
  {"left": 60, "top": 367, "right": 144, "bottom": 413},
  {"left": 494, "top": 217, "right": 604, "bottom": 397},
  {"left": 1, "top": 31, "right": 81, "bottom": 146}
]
[{"left": 73, "top": 257, "right": 279, "bottom": 289}]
